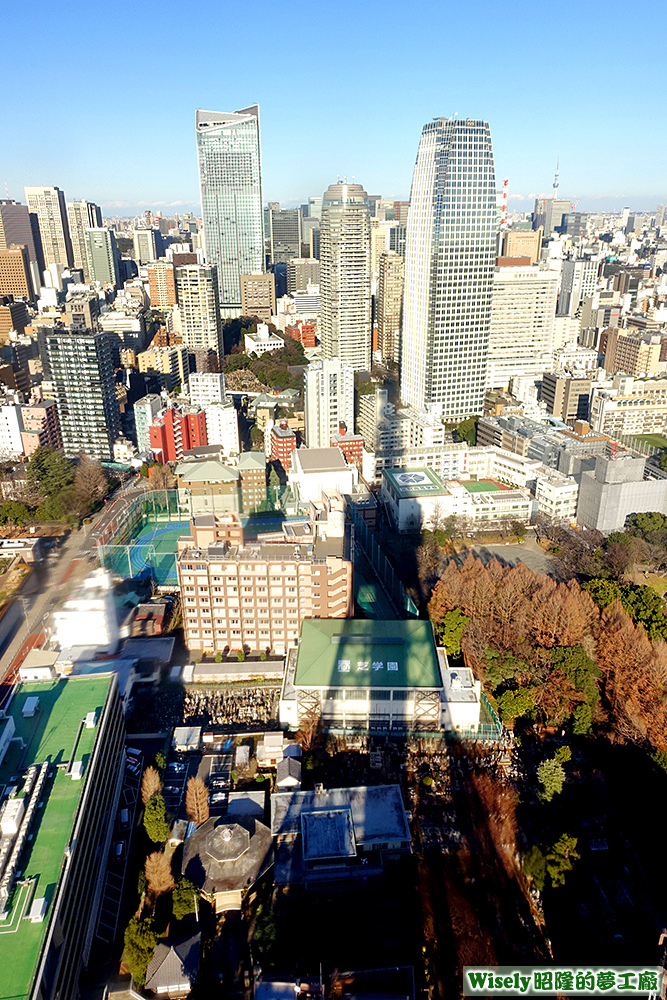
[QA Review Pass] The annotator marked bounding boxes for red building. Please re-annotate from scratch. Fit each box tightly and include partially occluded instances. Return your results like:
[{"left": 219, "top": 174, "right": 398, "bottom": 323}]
[
  {"left": 270, "top": 420, "right": 297, "bottom": 472},
  {"left": 284, "top": 321, "right": 317, "bottom": 349},
  {"left": 149, "top": 405, "right": 207, "bottom": 462},
  {"left": 332, "top": 423, "right": 364, "bottom": 467}
]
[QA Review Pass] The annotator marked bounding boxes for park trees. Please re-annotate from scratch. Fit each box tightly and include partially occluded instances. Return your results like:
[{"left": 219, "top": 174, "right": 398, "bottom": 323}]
[
  {"left": 123, "top": 917, "right": 157, "bottom": 987},
  {"left": 74, "top": 454, "right": 108, "bottom": 509}
]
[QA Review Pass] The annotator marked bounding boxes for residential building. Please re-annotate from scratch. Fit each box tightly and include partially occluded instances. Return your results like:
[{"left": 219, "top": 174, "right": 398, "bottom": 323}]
[
  {"left": 376, "top": 251, "right": 404, "bottom": 364},
  {"left": 188, "top": 372, "right": 226, "bottom": 407},
  {"left": 41, "top": 327, "right": 120, "bottom": 459},
  {"left": 0, "top": 244, "right": 35, "bottom": 301},
  {"left": 24, "top": 185, "right": 73, "bottom": 268},
  {"left": 240, "top": 273, "right": 275, "bottom": 322},
  {"left": 20, "top": 398, "right": 61, "bottom": 456},
  {"left": 279, "top": 618, "right": 481, "bottom": 736},
  {"left": 503, "top": 227, "right": 543, "bottom": 263},
  {"left": 149, "top": 404, "right": 207, "bottom": 462},
  {"left": 284, "top": 320, "right": 317, "bottom": 348},
  {"left": 67, "top": 200, "right": 102, "bottom": 280},
  {"left": 0, "top": 675, "right": 125, "bottom": 1000},
  {"left": 0, "top": 200, "right": 43, "bottom": 291},
  {"left": 0, "top": 300, "right": 30, "bottom": 340},
  {"left": 590, "top": 374, "right": 667, "bottom": 437},
  {"left": 288, "top": 447, "right": 358, "bottom": 504},
  {"left": 577, "top": 455, "right": 667, "bottom": 533},
  {"left": 270, "top": 207, "right": 301, "bottom": 264},
  {"left": 176, "top": 494, "right": 352, "bottom": 655},
  {"left": 320, "top": 181, "right": 372, "bottom": 371},
  {"left": 541, "top": 371, "right": 593, "bottom": 423},
  {"left": 332, "top": 426, "right": 364, "bottom": 466},
  {"left": 245, "top": 323, "right": 283, "bottom": 355},
  {"left": 147, "top": 260, "right": 177, "bottom": 307},
  {"left": 0, "top": 400, "right": 24, "bottom": 457},
  {"left": 175, "top": 264, "right": 222, "bottom": 358},
  {"left": 132, "top": 227, "right": 158, "bottom": 264},
  {"left": 486, "top": 263, "right": 558, "bottom": 389},
  {"left": 603, "top": 330, "right": 662, "bottom": 377},
  {"left": 134, "top": 393, "right": 165, "bottom": 453},
  {"left": 303, "top": 358, "right": 354, "bottom": 449},
  {"left": 287, "top": 258, "right": 320, "bottom": 294},
  {"left": 84, "top": 227, "right": 120, "bottom": 287},
  {"left": 400, "top": 118, "right": 497, "bottom": 418},
  {"left": 204, "top": 400, "right": 240, "bottom": 457},
  {"left": 195, "top": 107, "right": 264, "bottom": 316},
  {"left": 270, "top": 421, "right": 297, "bottom": 472},
  {"left": 137, "top": 344, "right": 188, "bottom": 391}
]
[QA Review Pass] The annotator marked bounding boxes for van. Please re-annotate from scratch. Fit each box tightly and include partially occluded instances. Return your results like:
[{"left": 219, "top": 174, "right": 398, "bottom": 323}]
[{"left": 120, "top": 809, "right": 130, "bottom": 828}]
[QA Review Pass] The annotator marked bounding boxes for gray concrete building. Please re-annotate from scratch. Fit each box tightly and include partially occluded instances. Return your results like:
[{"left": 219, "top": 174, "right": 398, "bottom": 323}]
[{"left": 577, "top": 455, "right": 667, "bottom": 533}]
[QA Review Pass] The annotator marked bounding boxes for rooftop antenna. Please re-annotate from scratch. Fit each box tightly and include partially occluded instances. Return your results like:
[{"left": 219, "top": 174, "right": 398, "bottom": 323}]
[{"left": 553, "top": 158, "right": 560, "bottom": 199}]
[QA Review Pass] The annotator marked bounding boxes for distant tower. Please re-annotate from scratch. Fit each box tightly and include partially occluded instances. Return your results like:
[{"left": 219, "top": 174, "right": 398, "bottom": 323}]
[{"left": 553, "top": 158, "right": 560, "bottom": 198}]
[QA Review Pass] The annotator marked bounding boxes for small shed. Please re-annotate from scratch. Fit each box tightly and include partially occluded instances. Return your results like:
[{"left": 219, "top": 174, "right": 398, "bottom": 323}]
[
  {"left": 276, "top": 757, "right": 301, "bottom": 790},
  {"left": 22, "top": 696, "right": 40, "bottom": 718},
  {"left": 172, "top": 726, "right": 202, "bottom": 752}
]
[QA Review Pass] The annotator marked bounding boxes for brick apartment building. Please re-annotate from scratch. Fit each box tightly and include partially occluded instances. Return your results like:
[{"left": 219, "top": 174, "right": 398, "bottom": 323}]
[
  {"left": 332, "top": 423, "right": 364, "bottom": 466},
  {"left": 20, "top": 398, "right": 62, "bottom": 456},
  {"left": 150, "top": 404, "right": 207, "bottom": 462},
  {"left": 270, "top": 420, "right": 297, "bottom": 472},
  {"left": 176, "top": 492, "right": 352, "bottom": 655},
  {"left": 284, "top": 321, "right": 317, "bottom": 348}
]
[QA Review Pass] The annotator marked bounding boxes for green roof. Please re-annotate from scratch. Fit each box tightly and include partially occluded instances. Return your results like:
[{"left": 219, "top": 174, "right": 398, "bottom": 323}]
[
  {"left": 237, "top": 451, "right": 266, "bottom": 470},
  {"left": 382, "top": 467, "right": 448, "bottom": 498},
  {"left": 462, "top": 479, "right": 506, "bottom": 494},
  {"left": 294, "top": 619, "right": 442, "bottom": 689},
  {"left": 175, "top": 460, "right": 239, "bottom": 483},
  {"left": 0, "top": 676, "right": 113, "bottom": 1000}
]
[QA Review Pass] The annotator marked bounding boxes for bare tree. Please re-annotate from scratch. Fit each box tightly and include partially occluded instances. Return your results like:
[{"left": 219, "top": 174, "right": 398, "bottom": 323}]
[
  {"left": 141, "top": 765, "right": 163, "bottom": 805},
  {"left": 150, "top": 464, "right": 176, "bottom": 490},
  {"left": 185, "top": 777, "right": 209, "bottom": 827},
  {"left": 145, "top": 851, "right": 175, "bottom": 898},
  {"left": 74, "top": 454, "right": 108, "bottom": 505}
]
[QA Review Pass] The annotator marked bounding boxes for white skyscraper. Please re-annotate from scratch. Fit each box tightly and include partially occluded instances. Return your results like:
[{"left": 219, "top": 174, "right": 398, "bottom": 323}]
[
  {"left": 195, "top": 107, "right": 265, "bottom": 316},
  {"left": 400, "top": 118, "right": 497, "bottom": 418},
  {"left": 67, "top": 200, "right": 102, "bottom": 280},
  {"left": 188, "top": 372, "right": 227, "bottom": 407},
  {"left": 175, "top": 264, "right": 222, "bottom": 357},
  {"left": 320, "top": 182, "right": 371, "bottom": 372},
  {"left": 303, "top": 358, "right": 355, "bottom": 448},
  {"left": 204, "top": 400, "right": 240, "bottom": 458},
  {"left": 24, "top": 185, "right": 73, "bottom": 269}
]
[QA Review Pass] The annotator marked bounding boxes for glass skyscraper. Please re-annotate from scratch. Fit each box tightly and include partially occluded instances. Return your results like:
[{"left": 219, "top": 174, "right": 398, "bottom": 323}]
[
  {"left": 400, "top": 118, "right": 497, "bottom": 418},
  {"left": 195, "top": 107, "right": 265, "bottom": 316}
]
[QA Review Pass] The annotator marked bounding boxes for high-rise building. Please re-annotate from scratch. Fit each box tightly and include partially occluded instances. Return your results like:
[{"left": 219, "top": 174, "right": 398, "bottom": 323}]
[
  {"left": 0, "top": 200, "right": 43, "bottom": 291},
  {"left": 503, "top": 228, "right": 543, "bottom": 264},
  {"left": 175, "top": 264, "right": 222, "bottom": 358},
  {"left": 270, "top": 207, "right": 301, "bottom": 264},
  {"left": 400, "top": 117, "right": 497, "bottom": 418},
  {"left": 0, "top": 244, "right": 35, "bottom": 301},
  {"left": 149, "top": 404, "right": 207, "bottom": 462},
  {"left": 24, "top": 185, "right": 73, "bottom": 269},
  {"left": 133, "top": 227, "right": 158, "bottom": 265},
  {"left": 656, "top": 204, "right": 665, "bottom": 230},
  {"left": 557, "top": 258, "right": 598, "bottom": 316},
  {"left": 67, "top": 200, "right": 102, "bottom": 280},
  {"left": 147, "top": 260, "right": 177, "bottom": 307},
  {"left": 320, "top": 181, "right": 371, "bottom": 372},
  {"left": 303, "top": 358, "right": 355, "bottom": 448},
  {"left": 137, "top": 344, "right": 189, "bottom": 391},
  {"left": 40, "top": 327, "right": 121, "bottom": 459},
  {"left": 188, "top": 371, "right": 226, "bottom": 407},
  {"left": 195, "top": 107, "right": 264, "bottom": 315},
  {"left": 84, "top": 227, "right": 120, "bottom": 287},
  {"left": 204, "top": 399, "right": 240, "bottom": 456},
  {"left": 133, "top": 393, "right": 163, "bottom": 453},
  {"left": 240, "top": 273, "right": 276, "bottom": 321},
  {"left": 486, "top": 262, "right": 559, "bottom": 390},
  {"left": 287, "top": 257, "right": 320, "bottom": 294},
  {"left": 377, "top": 251, "right": 404, "bottom": 365}
]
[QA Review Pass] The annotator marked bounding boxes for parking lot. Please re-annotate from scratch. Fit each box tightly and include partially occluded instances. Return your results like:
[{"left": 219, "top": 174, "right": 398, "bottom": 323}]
[
  {"left": 162, "top": 756, "right": 195, "bottom": 816},
  {"left": 203, "top": 752, "right": 234, "bottom": 812}
]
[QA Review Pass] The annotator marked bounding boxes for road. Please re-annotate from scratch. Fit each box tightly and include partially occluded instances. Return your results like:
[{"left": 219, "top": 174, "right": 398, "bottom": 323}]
[{"left": 0, "top": 477, "right": 151, "bottom": 692}]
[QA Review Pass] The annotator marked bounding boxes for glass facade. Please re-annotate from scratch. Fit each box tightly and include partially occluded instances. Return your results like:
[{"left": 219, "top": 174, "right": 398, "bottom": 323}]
[
  {"left": 195, "top": 107, "right": 265, "bottom": 312},
  {"left": 400, "top": 119, "right": 497, "bottom": 419}
]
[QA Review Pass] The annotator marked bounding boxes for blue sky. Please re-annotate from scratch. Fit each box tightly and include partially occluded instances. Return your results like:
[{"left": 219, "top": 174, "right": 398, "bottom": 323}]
[{"left": 2, "top": 0, "right": 664, "bottom": 216}]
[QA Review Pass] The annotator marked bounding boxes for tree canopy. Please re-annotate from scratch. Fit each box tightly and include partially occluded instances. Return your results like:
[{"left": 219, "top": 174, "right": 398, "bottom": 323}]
[
  {"left": 143, "top": 794, "right": 170, "bottom": 843},
  {"left": 123, "top": 917, "right": 157, "bottom": 987}
]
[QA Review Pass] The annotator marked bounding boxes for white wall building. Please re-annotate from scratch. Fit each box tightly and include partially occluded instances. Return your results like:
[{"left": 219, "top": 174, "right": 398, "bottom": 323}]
[
  {"left": 0, "top": 403, "right": 24, "bottom": 458},
  {"left": 534, "top": 471, "right": 579, "bottom": 522},
  {"left": 204, "top": 400, "right": 240, "bottom": 458},
  {"left": 288, "top": 448, "right": 357, "bottom": 504},
  {"left": 486, "top": 264, "right": 558, "bottom": 390},
  {"left": 303, "top": 358, "right": 354, "bottom": 448},
  {"left": 52, "top": 569, "right": 119, "bottom": 655},
  {"left": 188, "top": 372, "right": 227, "bottom": 408},
  {"left": 244, "top": 323, "right": 284, "bottom": 356}
]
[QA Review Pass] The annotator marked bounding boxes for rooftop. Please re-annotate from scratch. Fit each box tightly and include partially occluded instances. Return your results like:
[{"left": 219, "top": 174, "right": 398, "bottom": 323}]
[
  {"left": 293, "top": 619, "right": 443, "bottom": 689},
  {"left": 0, "top": 677, "right": 113, "bottom": 1000},
  {"left": 382, "top": 467, "right": 448, "bottom": 498},
  {"left": 175, "top": 460, "right": 239, "bottom": 483},
  {"left": 271, "top": 784, "right": 410, "bottom": 847},
  {"left": 462, "top": 479, "right": 511, "bottom": 494},
  {"left": 294, "top": 448, "right": 348, "bottom": 474}
]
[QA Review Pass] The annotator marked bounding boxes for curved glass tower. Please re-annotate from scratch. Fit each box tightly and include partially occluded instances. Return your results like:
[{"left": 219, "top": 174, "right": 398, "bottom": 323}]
[
  {"left": 400, "top": 118, "right": 497, "bottom": 418},
  {"left": 195, "top": 107, "right": 265, "bottom": 316}
]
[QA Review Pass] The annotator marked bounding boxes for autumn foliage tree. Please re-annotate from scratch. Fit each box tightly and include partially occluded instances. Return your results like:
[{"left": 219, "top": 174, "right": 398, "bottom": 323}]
[
  {"left": 185, "top": 777, "right": 209, "bottom": 827},
  {"left": 145, "top": 851, "right": 175, "bottom": 899},
  {"left": 141, "top": 766, "right": 163, "bottom": 805}
]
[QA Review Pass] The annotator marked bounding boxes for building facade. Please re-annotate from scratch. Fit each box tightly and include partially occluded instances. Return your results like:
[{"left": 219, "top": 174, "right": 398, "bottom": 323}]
[
  {"left": 24, "top": 185, "right": 73, "bottom": 269},
  {"left": 486, "top": 263, "right": 558, "bottom": 390},
  {"left": 240, "top": 272, "right": 276, "bottom": 322},
  {"left": 0, "top": 245, "right": 34, "bottom": 301},
  {"left": 149, "top": 404, "right": 208, "bottom": 462},
  {"left": 175, "top": 264, "right": 222, "bottom": 358},
  {"left": 67, "top": 200, "right": 102, "bottom": 280},
  {"left": 303, "top": 358, "right": 354, "bottom": 449},
  {"left": 147, "top": 260, "right": 178, "bottom": 307},
  {"left": 320, "top": 182, "right": 372, "bottom": 372},
  {"left": 376, "top": 250, "right": 404, "bottom": 365},
  {"left": 85, "top": 227, "right": 120, "bottom": 287},
  {"left": 400, "top": 118, "right": 497, "bottom": 418}
]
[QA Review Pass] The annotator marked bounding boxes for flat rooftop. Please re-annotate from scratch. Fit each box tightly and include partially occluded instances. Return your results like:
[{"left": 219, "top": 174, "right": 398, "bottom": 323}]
[
  {"left": 382, "top": 468, "right": 448, "bottom": 498},
  {"left": 272, "top": 784, "right": 410, "bottom": 847},
  {"left": 293, "top": 619, "right": 442, "bottom": 689},
  {"left": 462, "top": 479, "right": 511, "bottom": 493},
  {"left": 0, "top": 676, "right": 113, "bottom": 1000}
]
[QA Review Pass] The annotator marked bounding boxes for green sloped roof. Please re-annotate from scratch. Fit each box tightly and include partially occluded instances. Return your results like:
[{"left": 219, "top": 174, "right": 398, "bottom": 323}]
[
  {"left": 294, "top": 619, "right": 442, "bottom": 689},
  {"left": 175, "top": 461, "right": 239, "bottom": 483}
]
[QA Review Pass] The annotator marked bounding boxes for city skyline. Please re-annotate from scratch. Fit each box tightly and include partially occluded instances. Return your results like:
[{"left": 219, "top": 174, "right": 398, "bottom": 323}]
[{"left": 2, "top": 0, "right": 664, "bottom": 215}]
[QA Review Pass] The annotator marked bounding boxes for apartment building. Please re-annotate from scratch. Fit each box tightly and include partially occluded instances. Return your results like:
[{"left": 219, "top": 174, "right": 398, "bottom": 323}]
[
  {"left": 20, "top": 398, "right": 61, "bottom": 456},
  {"left": 590, "top": 374, "right": 667, "bottom": 437},
  {"left": 176, "top": 493, "right": 352, "bottom": 655},
  {"left": 137, "top": 344, "right": 189, "bottom": 391},
  {"left": 0, "top": 245, "right": 34, "bottom": 301}
]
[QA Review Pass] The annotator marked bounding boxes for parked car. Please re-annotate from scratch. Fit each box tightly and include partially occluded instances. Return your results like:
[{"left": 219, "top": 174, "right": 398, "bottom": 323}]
[
  {"left": 167, "top": 762, "right": 185, "bottom": 773},
  {"left": 113, "top": 841, "right": 124, "bottom": 860}
]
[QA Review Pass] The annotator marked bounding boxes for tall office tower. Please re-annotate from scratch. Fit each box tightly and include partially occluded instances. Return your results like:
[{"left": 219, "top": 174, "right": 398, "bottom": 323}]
[
  {"left": 67, "top": 200, "right": 102, "bottom": 279},
  {"left": 400, "top": 118, "right": 497, "bottom": 418},
  {"left": 377, "top": 251, "right": 404, "bottom": 365},
  {"left": 147, "top": 260, "right": 177, "bottom": 307},
  {"left": 308, "top": 196, "right": 323, "bottom": 220},
  {"left": 41, "top": 327, "right": 121, "bottom": 459},
  {"left": 240, "top": 272, "right": 276, "bottom": 321},
  {"left": 133, "top": 227, "right": 158, "bottom": 264},
  {"left": 0, "top": 245, "right": 35, "bottom": 301},
  {"left": 370, "top": 219, "right": 391, "bottom": 275},
  {"left": 486, "top": 262, "right": 558, "bottom": 390},
  {"left": 287, "top": 257, "right": 320, "bottom": 294},
  {"left": 389, "top": 224, "right": 406, "bottom": 257},
  {"left": 24, "top": 185, "right": 73, "bottom": 269},
  {"left": 175, "top": 264, "right": 222, "bottom": 357},
  {"left": 557, "top": 258, "right": 598, "bottom": 316},
  {"left": 0, "top": 199, "right": 43, "bottom": 291},
  {"left": 195, "top": 107, "right": 264, "bottom": 316},
  {"left": 656, "top": 204, "right": 665, "bottom": 229},
  {"left": 84, "top": 227, "right": 120, "bottom": 287},
  {"left": 319, "top": 182, "right": 371, "bottom": 371},
  {"left": 303, "top": 358, "right": 355, "bottom": 448},
  {"left": 270, "top": 207, "right": 301, "bottom": 264}
]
